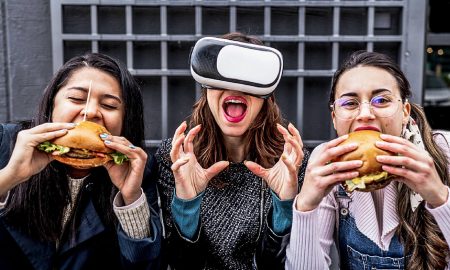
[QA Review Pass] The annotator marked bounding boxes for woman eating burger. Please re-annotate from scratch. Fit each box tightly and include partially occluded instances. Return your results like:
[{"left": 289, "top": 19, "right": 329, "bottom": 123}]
[
  {"left": 0, "top": 53, "right": 161, "bottom": 269},
  {"left": 286, "top": 51, "right": 450, "bottom": 270}
]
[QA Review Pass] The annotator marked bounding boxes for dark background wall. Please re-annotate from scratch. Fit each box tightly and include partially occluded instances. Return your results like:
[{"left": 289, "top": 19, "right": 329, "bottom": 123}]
[{"left": 0, "top": 0, "right": 53, "bottom": 123}]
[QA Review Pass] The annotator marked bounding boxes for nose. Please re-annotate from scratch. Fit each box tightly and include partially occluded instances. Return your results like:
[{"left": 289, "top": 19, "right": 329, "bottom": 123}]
[
  {"left": 355, "top": 101, "right": 375, "bottom": 121},
  {"left": 80, "top": 101, "right": 101, "bottom": 121}
]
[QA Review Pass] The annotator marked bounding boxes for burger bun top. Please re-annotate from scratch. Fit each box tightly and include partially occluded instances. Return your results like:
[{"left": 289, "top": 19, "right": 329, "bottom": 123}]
[
  {"left": 334, "top": 130, "right": 393, "bottom": 176},
  {"left": 52, "top": 121, "right": 113, "bottom": 153}
]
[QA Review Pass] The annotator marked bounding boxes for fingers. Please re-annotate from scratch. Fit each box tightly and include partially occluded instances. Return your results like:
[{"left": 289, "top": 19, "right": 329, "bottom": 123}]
[
  {"left": 173, "top": 121, "right": 188, "bottom": 141},
  {"left": 321, "top": 171, "right": 359, "bottom": 185},
  {"left": 244, "top": 161, "right": 269, "bottom": 179},
  {"left": 205, "top": 161, "right": 229, "bottom": 180},
  {"left": 315, "top": 137, "right": 357, "bottom": 166},
  {"left": 22, "top": 122, "right": 76, "bottom": 145},
  {"left": 27, "top": 122, "right": 76, "bottom": 135},
  {"left": 381, "top": 164, "right": 417, "bottom": 180},
  {"left": 100, "top": 135, "right": 147, "bottom": 163},
  {"left": 376, "top": 137, "right": 420, "bottom": 158},
  {"left": 277, "top": 123, "right": 304, "bottom": 166},
  {"left": 183, "top": 125, "right": 201, "bottom": 154},
  {"left": 171, "top": 155, "right": 190, "bottom": 172},
  {"left": 316, "top": 160, "right": 362, "bottom": 176},
  {"left": 287, "top": 123, "right": 304, "bottom": 149},
  {"left": 170, "top": 133, "right": 186, "bottom": 162},
  {"left": 377, "top": 155, "right": 427, "bottom": 173},
  {"left": 281, "top": 154, "right": 297, "bottom": 173}
]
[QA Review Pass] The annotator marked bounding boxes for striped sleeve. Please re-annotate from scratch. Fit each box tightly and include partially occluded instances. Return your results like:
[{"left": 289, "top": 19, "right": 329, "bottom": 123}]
[
  {"left": 285, "top": 193, "right": 336, "bottom": 270},
  {"left": 113, "top": 189, "right": 151, "bottom": 239}
]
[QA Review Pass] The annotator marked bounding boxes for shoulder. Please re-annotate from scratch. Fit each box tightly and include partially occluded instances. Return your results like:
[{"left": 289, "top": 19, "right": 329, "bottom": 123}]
[{"left": 433, "top": 130, "right": 450, "bottom": 159}]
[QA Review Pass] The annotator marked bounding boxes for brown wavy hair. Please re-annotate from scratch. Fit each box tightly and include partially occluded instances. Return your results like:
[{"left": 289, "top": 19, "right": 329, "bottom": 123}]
[
  {"left": 329, "top": 51, "right": 450, "bottom": 270},
  {"left": 189, "top": 32, "right": 286, "bottom": 169}
]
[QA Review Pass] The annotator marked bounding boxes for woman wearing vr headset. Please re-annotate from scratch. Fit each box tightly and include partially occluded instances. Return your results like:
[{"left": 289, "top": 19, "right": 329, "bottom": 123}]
[
  {"left": 286, "top": 51, "right": 450, "bottom": 270},
  {"left": 155, "top": 32, "right": 309, "bottom": 269}
]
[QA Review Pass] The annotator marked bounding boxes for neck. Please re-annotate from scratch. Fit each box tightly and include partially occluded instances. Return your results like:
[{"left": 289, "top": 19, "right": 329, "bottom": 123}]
[
  {"left": 223, "top": 135, "right": 248, "bottom": 163},
  {"left": 67, "top": 168, "right": 91, "bottom": 179}
]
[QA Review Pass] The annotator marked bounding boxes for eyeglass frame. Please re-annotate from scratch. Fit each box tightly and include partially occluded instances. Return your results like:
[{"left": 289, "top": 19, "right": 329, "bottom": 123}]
[{"left": 329, "top": 94, "right": 406, "bottom": 119}]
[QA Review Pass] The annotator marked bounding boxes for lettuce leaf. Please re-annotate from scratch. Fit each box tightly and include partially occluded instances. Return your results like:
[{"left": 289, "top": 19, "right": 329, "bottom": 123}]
[
  {"left": 110, "top": 152, "right": 129, "bottom": 165},
  {"left": 37, "top": 142, "right": 70, "bottom": 155}
]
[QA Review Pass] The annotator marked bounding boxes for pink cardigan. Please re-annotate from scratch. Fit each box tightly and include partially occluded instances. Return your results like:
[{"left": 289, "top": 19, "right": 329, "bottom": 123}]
[{"left": 286, "top": 132, "right": 450, "bottom": 269}]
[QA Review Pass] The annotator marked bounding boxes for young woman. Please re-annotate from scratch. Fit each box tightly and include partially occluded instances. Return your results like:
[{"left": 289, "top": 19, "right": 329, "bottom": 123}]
[
  {"left": 0, "top": 53, "right": 161, "bottom": 269},
  {"left": 286, "top": 51, "right": 450, "bottom": 270},
  {"left": 155, "top": 32, "right": 309, "bottom": 269}
]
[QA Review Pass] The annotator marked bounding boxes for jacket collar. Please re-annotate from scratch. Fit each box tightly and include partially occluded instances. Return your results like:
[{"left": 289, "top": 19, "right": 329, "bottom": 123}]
[{"left": 2, "top": 198, "right": 106, "bottom": 269}]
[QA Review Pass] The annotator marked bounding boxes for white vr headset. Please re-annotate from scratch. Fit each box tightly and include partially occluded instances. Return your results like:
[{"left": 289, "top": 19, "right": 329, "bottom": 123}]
[{"left": 190, "top": 37, "right": 283, "bottom": 98}]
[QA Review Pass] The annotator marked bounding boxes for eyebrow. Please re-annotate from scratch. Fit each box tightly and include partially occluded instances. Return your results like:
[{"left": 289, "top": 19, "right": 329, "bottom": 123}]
[
  {"left": 67, "top": 86, "right": 122, "bottom": 103},
  {"left": 339, "top": 88, "right": 392, "bottom": 98}
]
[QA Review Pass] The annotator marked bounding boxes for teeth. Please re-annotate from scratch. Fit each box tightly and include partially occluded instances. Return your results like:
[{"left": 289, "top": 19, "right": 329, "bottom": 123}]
[{"left": 225, "top": 99, "right": 245, "bottom": 104}]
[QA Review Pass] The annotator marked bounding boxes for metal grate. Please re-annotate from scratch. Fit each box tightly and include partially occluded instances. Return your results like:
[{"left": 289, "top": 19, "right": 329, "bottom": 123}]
[{"left": 51, "top": 0, "right": 424, "bottom": 151}]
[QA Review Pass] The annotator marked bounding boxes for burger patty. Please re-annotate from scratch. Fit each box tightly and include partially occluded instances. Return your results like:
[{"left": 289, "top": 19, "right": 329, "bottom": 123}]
[{"left": 65, "top": 148, "right": 99, "bottom": 159}]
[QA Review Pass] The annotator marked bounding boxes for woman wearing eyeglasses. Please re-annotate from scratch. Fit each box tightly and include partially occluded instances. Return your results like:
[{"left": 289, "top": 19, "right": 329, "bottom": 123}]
[{"left": 286, "top": 51, "right": 450, "bottom": 270}]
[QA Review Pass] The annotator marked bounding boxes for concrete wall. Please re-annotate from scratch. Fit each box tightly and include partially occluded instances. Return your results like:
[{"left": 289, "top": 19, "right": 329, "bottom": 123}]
[{"left": 0, "top": 0, "right": 53, "bottom": 122}]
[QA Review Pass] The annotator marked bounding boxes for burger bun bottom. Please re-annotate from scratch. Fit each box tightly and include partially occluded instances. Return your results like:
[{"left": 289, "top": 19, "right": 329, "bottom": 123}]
[{"left": 53, "top": 155, "right": 112, "bottom": 169}]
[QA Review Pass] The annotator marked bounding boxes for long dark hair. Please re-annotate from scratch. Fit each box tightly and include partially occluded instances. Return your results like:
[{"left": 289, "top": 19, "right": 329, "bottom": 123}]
[
  {"left": 330, "top": 51, "right": 449, "bottom": 270},
  {"left": 3, "top": 53, "right": 145, "bottom": 242},
  {"left": 190, "top": 32, "right": 286, "bottom": 169}
]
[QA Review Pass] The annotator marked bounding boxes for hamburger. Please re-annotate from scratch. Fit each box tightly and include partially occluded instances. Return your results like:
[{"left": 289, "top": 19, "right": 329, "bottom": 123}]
[
  {"left": 335, "top": 130, "right": 395, "bottom": 192},
  {"left": 38, "top": 121, "right": 128, "bottom": 169}
]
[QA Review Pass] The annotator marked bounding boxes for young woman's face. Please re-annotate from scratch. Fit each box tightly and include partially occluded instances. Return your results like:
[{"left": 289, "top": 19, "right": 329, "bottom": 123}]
[
  {"left": 332, "top": 66, "right": 410, "bottom": 137},
  {"left": 52, "top": 67, "right": 124, "bottom": 136},
  {"left": 207, "top": 89, "right": 264, "bottom": 138}
]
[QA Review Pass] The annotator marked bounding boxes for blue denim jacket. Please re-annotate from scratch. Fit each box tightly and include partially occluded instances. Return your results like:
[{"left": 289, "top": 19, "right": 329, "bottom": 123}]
[
  {"left": 0, "top": 123, "right": 162, "bottom": 270},
  {"left": 336, "top": 186, "right": 409, "bottom": 270}
]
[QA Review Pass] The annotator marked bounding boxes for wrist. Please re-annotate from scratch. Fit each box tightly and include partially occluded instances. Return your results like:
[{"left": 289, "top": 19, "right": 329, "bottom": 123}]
[
  {"left": 295, "top": 196, "right": 317, "bottom": 212},
  {"left": 121, "top": 189, "right": 142, "bottom": 205},
  {"left": 0, "top": 166, "right": 25, "bottom": 193},
  {"left": 428, "top": 187, "right": 449, "bottom": 209},
  {"left": 175, "top": 182, "right": 198, "bottom": 200}
]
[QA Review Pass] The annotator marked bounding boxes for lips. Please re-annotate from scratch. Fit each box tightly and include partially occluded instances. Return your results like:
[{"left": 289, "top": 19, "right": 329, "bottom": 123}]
[
  {"left": 222, "top": 96, "right": 248, "bottom": 123},
  {"left": 354, "top": 126, "right": 381, "bottom": 132}
]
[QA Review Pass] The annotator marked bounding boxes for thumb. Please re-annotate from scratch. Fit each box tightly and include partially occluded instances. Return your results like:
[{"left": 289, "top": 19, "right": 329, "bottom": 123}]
[
  {"left": 205, "top": 161, "right": 229, "bottom": 180},
  {"left": 244, "top": 161, "right": 269, "bottom": 179}
]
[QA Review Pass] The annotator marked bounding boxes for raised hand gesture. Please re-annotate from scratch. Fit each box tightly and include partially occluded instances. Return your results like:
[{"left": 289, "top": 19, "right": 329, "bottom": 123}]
[
  {"left": 170, "top": 122, "right": 229, "bottom": 200},
  {"left": 245, "top": 123, "right": 304, "bottom": 200}
]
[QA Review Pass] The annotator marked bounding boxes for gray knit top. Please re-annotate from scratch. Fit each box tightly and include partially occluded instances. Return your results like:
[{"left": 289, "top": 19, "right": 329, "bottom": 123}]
[{"left": 155, "top": 138, "right": 309, "bottom": 270}]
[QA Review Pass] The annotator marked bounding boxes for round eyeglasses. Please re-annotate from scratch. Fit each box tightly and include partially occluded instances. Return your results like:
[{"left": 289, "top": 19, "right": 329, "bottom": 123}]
[{"left": 330, "top": 94, "right": 403, "bottom": 120}]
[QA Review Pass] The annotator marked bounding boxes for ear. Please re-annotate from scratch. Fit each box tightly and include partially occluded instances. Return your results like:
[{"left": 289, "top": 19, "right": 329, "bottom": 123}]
[
  {"left": 331, "top": 111, "right": 337, "bottom": 131},
  {"left": 402, "top": 101, "right": 411, "bottom": 125}
]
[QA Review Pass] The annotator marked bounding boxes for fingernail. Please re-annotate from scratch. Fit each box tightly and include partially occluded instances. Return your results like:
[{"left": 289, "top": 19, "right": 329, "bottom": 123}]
[
  {"left": 129, "top": 144, "right": 136, "bottom": 149},
  {"left": 104, "top": 140, "right": 111, "bottom": 144},
  {"left": 68, "top": 123, "right": 77, "bottom": 127},
  {"left": 100, "top": 133, "right": 108, "bottom": 139}
]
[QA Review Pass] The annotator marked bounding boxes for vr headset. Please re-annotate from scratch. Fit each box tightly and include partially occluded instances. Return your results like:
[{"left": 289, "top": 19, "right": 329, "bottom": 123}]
[{"left": 190, "top": 37, "right": 283, "bottom": 98}]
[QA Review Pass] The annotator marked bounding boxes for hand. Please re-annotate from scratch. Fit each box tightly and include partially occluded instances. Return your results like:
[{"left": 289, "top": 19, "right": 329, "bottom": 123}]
[
  {"left": 296, "top": 135, "right": 362, "bottom": 212},
  {"left": 245, "top": 123, "right": 304, "bottom": 200},
  {"left": 102, "top": 135, "right": 147, "bottom": 205},
  {"left": 376, "top": 134, "right": 448, "bottom": 208},
  {"left": 170, "top": 122, "right": 229, "bottom": 200},
  {"left": 4, "top": 122, "right": 76, "bottom": 186}
]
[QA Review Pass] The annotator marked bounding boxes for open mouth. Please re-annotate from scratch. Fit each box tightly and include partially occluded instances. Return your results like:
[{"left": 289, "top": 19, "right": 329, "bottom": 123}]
[{"left": 222, "top": 96, "right": 248, "bottom": 123}]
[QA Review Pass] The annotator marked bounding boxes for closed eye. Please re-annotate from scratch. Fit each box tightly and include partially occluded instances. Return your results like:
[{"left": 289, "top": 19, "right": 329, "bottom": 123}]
[{"left": 102, "top": 103, "right": 119, "bottom": 110}]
